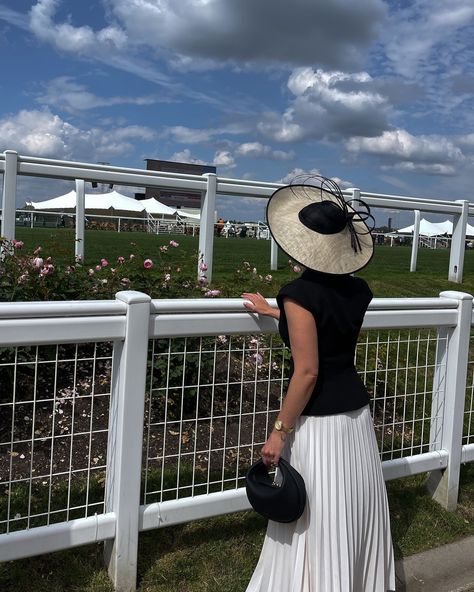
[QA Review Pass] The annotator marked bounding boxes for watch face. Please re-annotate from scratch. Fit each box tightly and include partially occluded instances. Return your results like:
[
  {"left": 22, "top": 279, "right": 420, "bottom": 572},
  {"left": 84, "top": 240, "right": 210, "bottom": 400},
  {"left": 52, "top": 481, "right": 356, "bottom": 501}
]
[{"left": 274, "top": 420, "right": 282, "bottom": 430}]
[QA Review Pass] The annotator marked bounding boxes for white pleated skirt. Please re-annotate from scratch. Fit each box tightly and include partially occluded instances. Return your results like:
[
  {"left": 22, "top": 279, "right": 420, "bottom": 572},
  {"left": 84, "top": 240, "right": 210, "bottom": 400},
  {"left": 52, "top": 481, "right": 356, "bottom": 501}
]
[{"left": 246, "top": 405, "right": 395, "bottom": 592}]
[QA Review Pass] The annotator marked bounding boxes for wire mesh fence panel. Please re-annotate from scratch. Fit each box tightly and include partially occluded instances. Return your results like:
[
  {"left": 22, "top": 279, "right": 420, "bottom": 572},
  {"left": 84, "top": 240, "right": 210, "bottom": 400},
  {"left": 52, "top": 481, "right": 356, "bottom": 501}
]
[
  {"left": 143, "top": 333, "right": 290, "bottom": 504},
  {"left": 357, "top": 328, "right": 446, "bottom": 461},
  {"left": 143, "top": 326, "right": 448, "bottom": 504},
  {"left": 0, "top": 342, "right": 113, "bottom": 534},
  {"left": 463, "top": 329, "right": 474, "bottom": 446}
]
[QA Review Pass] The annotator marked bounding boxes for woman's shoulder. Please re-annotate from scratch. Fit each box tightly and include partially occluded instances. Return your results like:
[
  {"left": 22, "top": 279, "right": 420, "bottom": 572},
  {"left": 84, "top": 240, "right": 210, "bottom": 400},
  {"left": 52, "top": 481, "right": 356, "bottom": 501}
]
[
  {"left": 277, "top": 277, "right": 305, "bottom": 298},
  {"left": 350, "top": 275, "right": 372, "bottom": 292}
]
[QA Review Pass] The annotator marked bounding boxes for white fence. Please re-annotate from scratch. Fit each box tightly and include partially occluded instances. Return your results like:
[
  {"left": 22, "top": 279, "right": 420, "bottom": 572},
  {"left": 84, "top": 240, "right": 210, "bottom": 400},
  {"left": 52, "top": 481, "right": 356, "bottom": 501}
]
[
  {"left": 0, "top": 291, "right": 474, "bottom": 591},
  {"left": 1, "top": 151, "right": 473, "bottom": 282}
]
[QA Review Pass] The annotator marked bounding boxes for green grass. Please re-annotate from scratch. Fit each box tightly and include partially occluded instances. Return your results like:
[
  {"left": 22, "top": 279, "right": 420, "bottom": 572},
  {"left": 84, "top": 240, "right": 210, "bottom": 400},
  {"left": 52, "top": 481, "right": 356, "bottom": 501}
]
[
  {"left": 1, "top": 464, "right": 474, "bottom": 592},
  {"left": 2, "top": 227, "right": 474, "bottom": 590},
  {"left": 13, "top": 227, "right": 474, "bottom": 298}
]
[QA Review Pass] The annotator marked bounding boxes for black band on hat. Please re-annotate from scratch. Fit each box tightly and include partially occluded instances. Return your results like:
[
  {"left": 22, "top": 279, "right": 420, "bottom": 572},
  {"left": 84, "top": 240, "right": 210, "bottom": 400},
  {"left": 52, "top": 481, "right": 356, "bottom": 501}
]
[{"left": 298, "top": 201, "right": 347, "bottom": 235}]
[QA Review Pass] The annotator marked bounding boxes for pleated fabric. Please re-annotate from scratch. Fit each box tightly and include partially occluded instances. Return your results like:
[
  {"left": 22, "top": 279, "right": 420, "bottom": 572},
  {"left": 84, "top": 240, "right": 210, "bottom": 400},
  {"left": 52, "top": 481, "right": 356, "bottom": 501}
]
[{"left": 246, "top": 405, "right": 395, "bottom": 592}]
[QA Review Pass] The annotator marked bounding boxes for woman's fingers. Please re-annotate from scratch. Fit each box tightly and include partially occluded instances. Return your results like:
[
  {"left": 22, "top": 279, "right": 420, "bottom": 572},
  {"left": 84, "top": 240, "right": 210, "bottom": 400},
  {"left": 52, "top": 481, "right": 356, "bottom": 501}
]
[{"left": 241, "top": 292, "right": 269, "bottom": 314}]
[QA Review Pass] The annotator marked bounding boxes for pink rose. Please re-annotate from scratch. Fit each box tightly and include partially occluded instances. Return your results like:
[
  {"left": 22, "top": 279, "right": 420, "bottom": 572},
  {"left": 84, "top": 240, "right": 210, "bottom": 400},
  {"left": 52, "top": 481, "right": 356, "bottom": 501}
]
[
  {"left": 12, "top": 239, "right": 24, "bottom": 249},
  {"left": 143, "top": 259, "right": 154, "bottom": 269},
  {"left": 159, "top": 246, "right": 168, "bottom": 252},
  {"left": 101, "top": 258, "right": 109, "bottom": 267},
  {"left": 117, "top": 256, "right": 125, "bottom": 264},
  {"left": 95, "top": 265, "right": 101, "bottom": 271},
  {"left": 199, "top": 262, "right": 208, "bottom": 272},
  {"left": 169, "top": 240, "right": 179, "bottom": 247},
  {"left": 204, "top": 289, "right": 221, "bottom": 298},
  {"left": 40, "top": 265, "right": 53, "bottom": 277},
  {"left": 32, "top": 257, "right": 44, "bottom": 268},
  {"left": 292, "top": 265, "right": 302, "bottom": 273}
]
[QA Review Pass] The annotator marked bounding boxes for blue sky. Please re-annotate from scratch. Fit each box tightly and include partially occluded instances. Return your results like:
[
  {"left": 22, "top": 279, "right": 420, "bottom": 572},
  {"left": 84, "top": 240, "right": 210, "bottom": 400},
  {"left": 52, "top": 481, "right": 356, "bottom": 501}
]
[{"left": 1, "top": 0, "right": 474, "bottom": 225}]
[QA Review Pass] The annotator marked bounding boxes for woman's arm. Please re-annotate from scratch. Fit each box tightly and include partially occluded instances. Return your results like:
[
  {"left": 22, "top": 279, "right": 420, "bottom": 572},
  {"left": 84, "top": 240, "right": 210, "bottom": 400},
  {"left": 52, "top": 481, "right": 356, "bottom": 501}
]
[
  {"left": 241, "top": 292, "right": 280, "bottom": 319},
  {"left": 261, "top": 297, "right": 319, "bottom": 466}
]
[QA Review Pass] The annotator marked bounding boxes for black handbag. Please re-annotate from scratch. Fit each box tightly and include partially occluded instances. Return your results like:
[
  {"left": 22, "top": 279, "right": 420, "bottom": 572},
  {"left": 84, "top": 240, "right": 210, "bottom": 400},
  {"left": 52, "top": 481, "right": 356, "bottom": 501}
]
[{"left": 245, "top": 457, "right": 306, "bottom": 523}]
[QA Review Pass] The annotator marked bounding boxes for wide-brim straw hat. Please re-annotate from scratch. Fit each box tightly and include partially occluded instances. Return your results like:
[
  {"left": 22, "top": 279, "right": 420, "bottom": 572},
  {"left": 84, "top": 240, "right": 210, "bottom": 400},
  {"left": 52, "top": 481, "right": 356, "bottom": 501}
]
[{"left": 266, "top": 182, "right": 374, "bottom": 274}]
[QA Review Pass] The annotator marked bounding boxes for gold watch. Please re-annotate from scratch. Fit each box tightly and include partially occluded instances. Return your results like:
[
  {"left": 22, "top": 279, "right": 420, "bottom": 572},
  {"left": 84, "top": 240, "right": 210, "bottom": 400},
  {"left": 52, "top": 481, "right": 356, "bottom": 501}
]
[{"left": 274, "top": 420, "right": 294, "bottom": 434}]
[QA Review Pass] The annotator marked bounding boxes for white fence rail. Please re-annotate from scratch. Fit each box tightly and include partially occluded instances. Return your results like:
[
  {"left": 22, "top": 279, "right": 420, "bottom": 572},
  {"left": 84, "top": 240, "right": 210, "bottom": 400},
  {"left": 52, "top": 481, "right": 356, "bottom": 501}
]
[
  {"left": 0, "top": 292, "right": 474, "bottom": 591},
  {"left": 1, "top": 150, "right": 473, "bottom": 282}
]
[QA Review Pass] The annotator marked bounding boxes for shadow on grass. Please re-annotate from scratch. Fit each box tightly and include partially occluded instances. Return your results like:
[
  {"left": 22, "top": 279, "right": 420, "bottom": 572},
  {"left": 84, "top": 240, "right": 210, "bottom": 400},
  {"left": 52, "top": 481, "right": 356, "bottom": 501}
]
[
  {"left": 0, "top": 543, "right": 113, "bottom": 592},
  {"left": 1, "top": 466, "right": 474, "bottom": 592}
]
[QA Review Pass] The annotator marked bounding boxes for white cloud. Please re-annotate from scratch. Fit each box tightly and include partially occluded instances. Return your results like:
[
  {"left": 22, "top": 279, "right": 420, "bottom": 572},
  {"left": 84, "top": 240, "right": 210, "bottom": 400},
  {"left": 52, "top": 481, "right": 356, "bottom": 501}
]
[
  {"left": 0, "top": 4, "right": 30, "bottom": 29},
  {"left": 383, "top": 0, "right": 474, "bottom": 78},
  {"left": 381, "top": 162, "right": 457, "bottom": 176},
  {"left": 456, "top": 133, "right": 474, "bottom": 149},
  {"left": 346, "top": 129, "right": 466, "bottom": 176},
  {"left": 26, "top": 0, "right": 185, "bottom": 95},
  {"left": 30, "top": 0, "right": 127, "bottom": 54},
  {"left": 166, "top": 126, "right": 216, "bottom": 144},
  {"left": 0, "top": 108, "right": 155, "bottom": 160},
  {"left": 279, "top": 167, "right": 353, "bottom": 189},
  {"left": 346, "top": 129, "right": 463, "bottom": 163},
  {"left": 25, "top": 0, "right": 386, "bottom": 74},
  {"left": 36, "top": 77, "right": 161, "bottom": 113},
  {"left": 169, "top": 148, "right": 206, "bottom": 165},
  {"left": 110, "top": 0, "right": 386, "bottom": 71},
  {"left": 163, "top": 123, "right": 253, "bottom": 145},
  {"left": 258, "top": 68, "right": 390, "bottom": 142},
  {"left": 212, "top": 150, "right": 235, "bottom": 168},
  {"left": 168, "top": 148, "right": 236, "bottom": 169},
  {"left": 236, "top": 142, "right": 294, "bottom": 161}
]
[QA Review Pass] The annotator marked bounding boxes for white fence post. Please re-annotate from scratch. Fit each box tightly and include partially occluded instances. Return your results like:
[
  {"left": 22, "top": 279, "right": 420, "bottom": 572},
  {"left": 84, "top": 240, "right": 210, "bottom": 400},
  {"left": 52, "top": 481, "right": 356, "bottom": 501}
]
[
  {"left": 427, "top": 290, "right": 472, "bottom": 510},
  {"left": 104, "top": 291, "right": 151, "bottom": 592},
  {"left": 410, "top": 209, "right": 420, "bottom": 272},
  {"left": 1, "top": 150, "right": 18, "bottom": 241},
  {"left": 346, "top": 187, "right": 360, "bottom": 206},
  {"left": 448, "top": 200, "right": 468, "bottom": 283},
  {"left": 270, "top": 237, "right": 278, "bottom": 270},
  {"left": 75, "top": 179, "right": 85, "bottom": 263},
  {"left": 198, "top": 173, "right": 216, "bottom": 283}
]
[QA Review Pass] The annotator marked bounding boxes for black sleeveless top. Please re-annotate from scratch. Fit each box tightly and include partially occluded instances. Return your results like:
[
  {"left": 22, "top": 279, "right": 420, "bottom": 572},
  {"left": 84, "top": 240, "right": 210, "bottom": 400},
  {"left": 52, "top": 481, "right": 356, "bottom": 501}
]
[{"left": 277, "top": 270, "right": 373, "bottom": 416}]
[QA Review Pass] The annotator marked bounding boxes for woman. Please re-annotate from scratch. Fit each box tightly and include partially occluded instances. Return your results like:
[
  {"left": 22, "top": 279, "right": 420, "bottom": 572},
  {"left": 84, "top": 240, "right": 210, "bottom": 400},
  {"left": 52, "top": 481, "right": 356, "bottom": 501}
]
[{"left": 243, "top": 178, "right": 395, "bottom": 591}]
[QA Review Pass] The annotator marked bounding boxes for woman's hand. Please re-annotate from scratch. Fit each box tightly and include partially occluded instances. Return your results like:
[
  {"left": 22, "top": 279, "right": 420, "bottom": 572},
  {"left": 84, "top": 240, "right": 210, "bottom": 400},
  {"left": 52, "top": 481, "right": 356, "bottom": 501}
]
[
  {"left": 261, "top": 430, "right": 287, "bottom": 467},
  {"left": 241, "top": 292, "right": 279, "bottom": 319}
]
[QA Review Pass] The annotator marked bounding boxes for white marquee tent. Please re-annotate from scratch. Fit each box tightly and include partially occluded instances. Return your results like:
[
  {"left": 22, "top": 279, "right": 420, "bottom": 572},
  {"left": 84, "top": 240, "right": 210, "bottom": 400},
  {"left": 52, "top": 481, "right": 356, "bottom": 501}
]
[
  {"left": 24, "top": 190, "right": 185, "bottom": 218},
  {"left": 397, "top": 218, "right": 474, "bottom": 238},
  {"left": 138, "top": 197, "right": 177, "bottom": 216},
  {"left": 25, "top": 190, "right": 146, "bottom": 215}
]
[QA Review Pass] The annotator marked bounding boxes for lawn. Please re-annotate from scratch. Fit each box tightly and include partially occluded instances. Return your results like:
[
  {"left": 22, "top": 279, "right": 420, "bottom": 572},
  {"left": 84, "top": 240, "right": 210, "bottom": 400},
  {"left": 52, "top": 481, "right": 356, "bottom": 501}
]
[
  {"left": 13, "top": 226, "right": 474, "bottom": 298},
  {"left": 2, "top": 227, "right": 474, "bottom": 591},
  {"left": 1, "top": 464, "right": 474, "bottom": 592}
]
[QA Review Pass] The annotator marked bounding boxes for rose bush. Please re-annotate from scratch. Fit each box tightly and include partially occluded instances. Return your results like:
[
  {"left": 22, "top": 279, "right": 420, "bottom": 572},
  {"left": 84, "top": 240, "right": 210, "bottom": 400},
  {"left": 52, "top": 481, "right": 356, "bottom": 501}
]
[{"left": 0, "top": 238, "right": 229, "bottom": 301}]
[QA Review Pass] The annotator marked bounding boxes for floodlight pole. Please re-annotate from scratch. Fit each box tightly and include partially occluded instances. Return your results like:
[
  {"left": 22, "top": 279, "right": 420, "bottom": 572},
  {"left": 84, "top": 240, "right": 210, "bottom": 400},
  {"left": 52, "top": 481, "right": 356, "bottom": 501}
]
[
  {"left": 75, "top": 179, "right": 85, "bottom": 263},
  {"left": 448, "top": 200, "right": 468, "bottom": 283},
  {"left": 410, "top": 209, "right": 420, "bottom": 272},
  {"left": 2, "top": 150, "right": 18, "bottom": 242}
]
